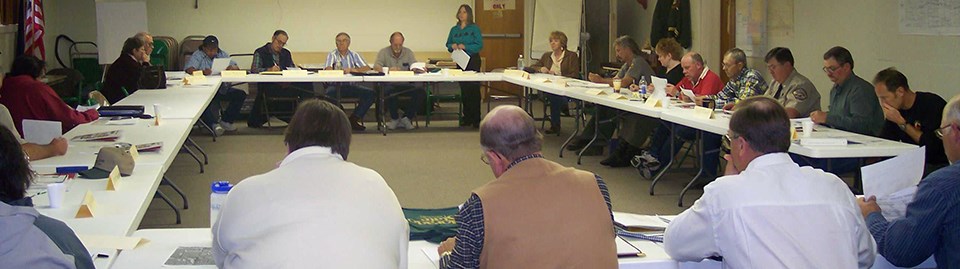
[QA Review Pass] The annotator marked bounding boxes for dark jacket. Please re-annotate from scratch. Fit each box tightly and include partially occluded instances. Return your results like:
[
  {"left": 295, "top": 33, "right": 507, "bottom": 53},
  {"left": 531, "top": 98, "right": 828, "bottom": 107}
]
[
  {"left": 651, "top": 0, "right": 692, "bottom": 49},
  {"left": 103, "top": 54, "right": 147, "bottom": 104},
  {"left": 253, "top": 43, "right": 295, "bottom": 73},
  {"left": 6, "top": 197, "right": 95, "bottom": 269}
]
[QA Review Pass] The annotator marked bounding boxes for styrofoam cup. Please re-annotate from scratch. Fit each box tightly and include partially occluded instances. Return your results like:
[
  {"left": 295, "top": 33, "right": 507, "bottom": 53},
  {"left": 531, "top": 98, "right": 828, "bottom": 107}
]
[
  {"left": 47, "top": 183, "right": 66, "bottom": 208},
  {"left": 802, "top": 120, "right": 814, "bottom": 137}
]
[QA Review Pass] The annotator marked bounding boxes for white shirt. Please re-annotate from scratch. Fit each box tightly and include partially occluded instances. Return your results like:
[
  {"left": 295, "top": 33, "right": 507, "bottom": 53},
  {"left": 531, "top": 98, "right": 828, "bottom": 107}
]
[
  {"left": 212, "top": 146, "right": 409, "bottom": 269},
  {"left": 664, "top": 153, "right": 876, "bottom": 269}
]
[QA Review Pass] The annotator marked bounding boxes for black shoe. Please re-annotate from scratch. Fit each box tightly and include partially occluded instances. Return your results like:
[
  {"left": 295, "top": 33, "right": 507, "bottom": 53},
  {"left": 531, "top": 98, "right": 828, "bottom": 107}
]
[
  {"left": 247, "top": 121, "right": 265, "bottom": 128},
  {"left": 580, "top": 145, "right": 603, "bottom": 156},
  {"left": 349, "top": 115, "right": 366, "bottom": 131},
  {"left": 544, "top": 125, "right": 561, "bottom": 135}
]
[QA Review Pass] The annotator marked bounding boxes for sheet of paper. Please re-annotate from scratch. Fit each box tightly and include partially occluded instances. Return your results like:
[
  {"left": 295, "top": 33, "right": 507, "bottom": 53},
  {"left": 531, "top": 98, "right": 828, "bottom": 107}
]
[
  {"left": 210, "top": 58, "right": 231, "bottom": 75},
  {"left": 421, "top": 247, "right": 440, "bottom": 266},
  {"left": 876, "top": 186, "right": 917, "bottom": 220},
  {"left": 681, "top": 88, "right": 697, "bottom": 101},
  {"left": 165, "top": 246, "right": 215, "bottom": 266},
  {"left": 78, "top": 235, "right": 147, "bottom": 250},
  {"left": 861, "top": 146, "right": 926, "bottom": 197},
  {"left": 616, "top": 236, "right": 644, "bottom": 256},
  {"left": 410, "top": 62, "right": 427, "bottom": 70},
  {"left": 651, "top": 76, "right": 667, "bottom": 95},
  {"left": 76, "top": 104, "right": 100, "bottom": 112},
  {"left": 22, "top": 119, "right": 61, "bottom": 144},
  {"left": 451, "top": 49, "right": 471, "bottom": 69},
  {"left": 613, "top": 212, "right": 669, "bottom": 230}
]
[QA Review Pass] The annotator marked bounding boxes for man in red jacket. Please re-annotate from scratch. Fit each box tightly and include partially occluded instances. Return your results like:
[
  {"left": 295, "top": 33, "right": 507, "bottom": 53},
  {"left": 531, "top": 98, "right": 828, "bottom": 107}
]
[{"left": 0, "top": 55, "right": 98, "bottom": 136}]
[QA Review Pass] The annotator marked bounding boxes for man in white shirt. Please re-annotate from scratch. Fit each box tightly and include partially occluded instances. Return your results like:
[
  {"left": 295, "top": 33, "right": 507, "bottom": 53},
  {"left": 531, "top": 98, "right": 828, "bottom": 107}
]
[
  {"left": 212, "top": 99, "right": 408, "bottom": 269},
  {"left": 664, "top": 96, "right": 876, "bottom": 268}
]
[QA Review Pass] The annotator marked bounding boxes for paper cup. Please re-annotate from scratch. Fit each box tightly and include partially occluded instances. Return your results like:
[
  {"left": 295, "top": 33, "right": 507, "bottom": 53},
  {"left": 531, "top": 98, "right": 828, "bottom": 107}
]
[
  {"left": 47, "top": 183, "right": 66, "bottom": 208},
  {"left": 382, "top": 67, "right": 389, "bottom": 75},
  {"left": 802, "top": 121, "right": 814, "bottom": 137}
]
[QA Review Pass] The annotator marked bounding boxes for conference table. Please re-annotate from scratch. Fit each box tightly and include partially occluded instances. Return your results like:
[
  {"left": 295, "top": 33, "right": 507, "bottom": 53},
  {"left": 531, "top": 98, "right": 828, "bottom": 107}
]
[{"left": 28, "top": 70, "right": 923, "bottom": 269}]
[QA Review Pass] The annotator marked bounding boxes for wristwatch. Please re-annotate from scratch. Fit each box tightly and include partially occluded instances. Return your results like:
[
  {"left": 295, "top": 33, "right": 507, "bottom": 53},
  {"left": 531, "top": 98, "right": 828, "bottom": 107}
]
[{"left": 898, "top": 123, "right": 907, "bottom": 131}]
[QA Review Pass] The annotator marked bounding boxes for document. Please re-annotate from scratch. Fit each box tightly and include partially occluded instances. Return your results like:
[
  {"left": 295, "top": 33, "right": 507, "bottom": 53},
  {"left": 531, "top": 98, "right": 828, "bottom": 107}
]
[
  {"left": 22, "top": 119, "right": 61, "bottom": 144},
  {"left": 650, "top": 76, "right": 667, "bottom": 95},
  {"left": 613, "top": 212, "right": 669, "bottom": 230},
  {"left": 421, "top": 247, "right": 441, "bottom": 266},
  {"left": 210, "top": 58, "right": 231, "bottom": 75},
  {"left": 451, "top": 49, "right": 471, "bottom": 69},
  {"left": 876, "top": 186, "right": 917, "bottom": 220},
  {"left": 680, "top": 88, "right": 697, "bottom": 101},
  {"left": 861, "top": 146, "right": 925, "bottom": 198},
  {"left": 165, "top": 246, "right": 215, "bottom": 266}
]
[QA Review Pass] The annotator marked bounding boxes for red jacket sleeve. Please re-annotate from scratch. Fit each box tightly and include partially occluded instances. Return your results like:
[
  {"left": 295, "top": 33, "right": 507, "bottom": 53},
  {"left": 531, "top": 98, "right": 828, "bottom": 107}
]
[{"left": 37, "top": 83, "right": 98, "bottom": 132}]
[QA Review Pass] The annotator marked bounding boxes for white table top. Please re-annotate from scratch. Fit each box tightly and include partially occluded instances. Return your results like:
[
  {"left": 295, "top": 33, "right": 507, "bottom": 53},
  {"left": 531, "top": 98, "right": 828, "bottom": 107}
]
[
  {"left": 217, "top": 72, "right": 503, "bottom": 83},
  {"left": 219, "top": 73, "right": 364, "bottom": 83},
  {"left": 29, "top": 119, "right": 196, "bottom": 169},
  {"left": 115, "top": 84, "right": 219, "bottom": 120}
]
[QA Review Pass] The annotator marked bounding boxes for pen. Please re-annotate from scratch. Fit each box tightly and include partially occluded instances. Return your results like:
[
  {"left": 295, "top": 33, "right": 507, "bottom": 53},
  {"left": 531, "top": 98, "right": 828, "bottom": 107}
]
[{"left": 617, "top": 235, "right": 646, "bottom": 258}]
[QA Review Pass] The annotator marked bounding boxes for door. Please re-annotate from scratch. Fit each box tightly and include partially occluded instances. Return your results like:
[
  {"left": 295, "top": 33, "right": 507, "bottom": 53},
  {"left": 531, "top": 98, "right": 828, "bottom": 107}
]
[
  {"left": 475, "top": 0, "right": 524, "bottom": 99},
  {"left": 719, "top": 0, "right": 736, "bottom": 82}
]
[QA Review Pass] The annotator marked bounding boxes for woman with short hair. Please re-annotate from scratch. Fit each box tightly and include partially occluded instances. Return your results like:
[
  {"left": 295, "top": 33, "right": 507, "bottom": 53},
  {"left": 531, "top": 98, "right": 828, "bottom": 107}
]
[{"left": 528, "top": 31, "right": 581, "bottom": 134}]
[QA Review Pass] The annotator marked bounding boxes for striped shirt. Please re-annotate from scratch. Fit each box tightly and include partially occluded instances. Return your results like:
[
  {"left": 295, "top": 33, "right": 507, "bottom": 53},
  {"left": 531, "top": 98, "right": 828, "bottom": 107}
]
[
  {"left": 324, "top": 49, "right": 367, "bottom": 70},
  {"left": 866, "top": 162, "right": 960, "bottom": 268},
  {"left": 710, "top": 67, "right": 767, "bottom": 107},
  {"left": 439, "top": 155, "right": 613, "bottom": 268}
]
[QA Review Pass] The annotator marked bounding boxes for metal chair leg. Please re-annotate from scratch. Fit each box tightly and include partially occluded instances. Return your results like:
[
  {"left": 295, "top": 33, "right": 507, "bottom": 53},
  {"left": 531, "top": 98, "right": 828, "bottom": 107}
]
[
  {"left": 162, "top": 176, "right": 188, "bottom": 209},
  {"left": 154, "top": 190, "right": 182, "bottom": 224}
]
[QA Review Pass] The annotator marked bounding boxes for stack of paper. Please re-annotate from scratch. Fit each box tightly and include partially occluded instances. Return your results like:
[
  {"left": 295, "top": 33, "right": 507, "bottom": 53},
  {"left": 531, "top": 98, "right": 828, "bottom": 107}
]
[
  {"left": 613, "top": 212, "right": 670, "bottom": 230},
  {"left": 861, "top": 147, "right": 926, "bottom": 220}
]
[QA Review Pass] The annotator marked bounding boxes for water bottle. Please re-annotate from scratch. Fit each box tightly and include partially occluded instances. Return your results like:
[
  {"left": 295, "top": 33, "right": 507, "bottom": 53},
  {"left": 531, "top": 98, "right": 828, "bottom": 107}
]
[
  {"left": 639, "top": 78, "right": 648, "bottom": 100},
  {"left": 517, "top": 54, "right": 524, "bottom": 70},
  {"left": 210, "top": 181, "right": 233, "bottom": 227}
]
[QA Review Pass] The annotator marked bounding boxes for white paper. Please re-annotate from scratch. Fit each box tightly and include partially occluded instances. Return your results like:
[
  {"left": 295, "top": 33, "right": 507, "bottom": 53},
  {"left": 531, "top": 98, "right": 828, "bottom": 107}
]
[
  {"left": 617, "top": 236, "right": 642, "bottom": 256},
  {"left": 421, "top": 247, "right": 440, "bottom": 266},
  {"left": 613, "top": 212, "right": 669, "bottom": 230},
  {"left": 76, "top": 104, "right": 100, "bottom": 112},
  {"left": 651, "top": 76, "right": 667, "bottom": 95},
  {"left": 681, "top": 89, "right": 697, "bottom": 101},
  {"left": 861, "top": 146, "right": 926, "bottom": 197},
  {"left": 22, "top": 119, "right": 61, "bottom": 144},
  {"left": 876, "top": 186, "right": 917, "bottom": 220},
  {"left": 451, "top": 49, "right": 471, "bottom": 70},
  {"left": 410, "top": 62, "right": 427, "bottom": 71},
  {"left": 210, "top": 58, "right": 232, "bottom": 75}
]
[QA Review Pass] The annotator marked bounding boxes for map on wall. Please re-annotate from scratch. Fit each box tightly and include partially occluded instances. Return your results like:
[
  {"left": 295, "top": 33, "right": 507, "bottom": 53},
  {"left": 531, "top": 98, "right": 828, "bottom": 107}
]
[
  {"left": 900, "top": 0, "right": 960, "bottom": 36},
  {"left": 736, "top": 0, "right": 767, "bottom": 57}
]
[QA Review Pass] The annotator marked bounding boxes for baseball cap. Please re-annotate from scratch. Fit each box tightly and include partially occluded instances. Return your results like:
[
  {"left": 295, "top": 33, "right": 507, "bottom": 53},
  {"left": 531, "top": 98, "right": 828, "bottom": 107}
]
[
  {"left": 202, "top": 35, "right": 219, "bottom": 49},
  {"left": 79, "top": 147, "right": 135, "bottom": 179}
]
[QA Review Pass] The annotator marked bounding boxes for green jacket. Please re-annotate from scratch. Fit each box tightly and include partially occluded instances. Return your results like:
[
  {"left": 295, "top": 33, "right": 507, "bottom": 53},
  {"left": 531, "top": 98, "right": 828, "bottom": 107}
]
[{"left": 826, "top": 73, "right": 884, "bottom": 136}]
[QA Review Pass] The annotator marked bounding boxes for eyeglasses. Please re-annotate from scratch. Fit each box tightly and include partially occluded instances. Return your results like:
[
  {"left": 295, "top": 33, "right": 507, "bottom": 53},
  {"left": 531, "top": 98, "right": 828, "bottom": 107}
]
[
  {"left": 722, "top": 133, "right": 738, "bottom": 155},
  {"left": 936, "top": 124, "right": 954, "bottom": 140},
  {"left": 481, "top": 152, "right": 490, "bottom": 164},
  {"left": 822, "top": 65, "right": 841, "bottom": 74}
]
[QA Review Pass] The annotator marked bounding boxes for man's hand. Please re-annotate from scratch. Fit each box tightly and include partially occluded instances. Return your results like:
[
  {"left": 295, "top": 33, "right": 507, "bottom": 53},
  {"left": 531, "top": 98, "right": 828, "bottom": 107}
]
[
  {"left": 880, "top": 101, "right": 906, "bottom": 125},
  {"left": 587, "top": 73, "right": 602, "bottom": 83},
  {"left": 49, "top": 137, "right": 68, "bottom": 156},
  {"left": 723, "top": 154, "right": 740, "bottom": 176},
  {"left": 810, "top": 110, "right": 828, "bottom": 124},
  {"left": 664, "top": 84, "right": 678, "bottom": 96},
  {"left": 226, "top": 65, "right": 240, "bottom": 71},
  {"left": 437, "top": 237, "right": 457, "bottom": 255},
  {"left": 723, "top": 103, "right": 736, "bottom": 111},
  {"left": 267, "top": 65, "right": 281, "bottom": 72},
  {"left": 539, "top": 67, "right": 549, "bottom": 73},
  {"left": 857, "top": 196, "right": 882, "bottom": 219},
  {"left": 203, "top": 69, "right": 212, "bottom": 76}
]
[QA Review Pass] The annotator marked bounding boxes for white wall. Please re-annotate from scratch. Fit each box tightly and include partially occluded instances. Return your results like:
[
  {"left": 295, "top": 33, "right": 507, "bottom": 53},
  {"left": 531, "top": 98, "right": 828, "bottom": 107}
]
[{"left": 768, "top": 0, "right": 960, "bottom": 107}]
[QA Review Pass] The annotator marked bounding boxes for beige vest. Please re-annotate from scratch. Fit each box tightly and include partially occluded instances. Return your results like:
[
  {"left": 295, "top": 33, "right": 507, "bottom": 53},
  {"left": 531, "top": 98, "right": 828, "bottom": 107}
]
[{"left": 473, "top": 158, "right": 617, "bottom": 269}]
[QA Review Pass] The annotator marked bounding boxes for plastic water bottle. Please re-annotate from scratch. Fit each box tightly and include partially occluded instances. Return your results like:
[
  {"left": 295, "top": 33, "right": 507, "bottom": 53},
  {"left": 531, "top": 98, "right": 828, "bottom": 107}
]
[
  {"left": 639, "top": 78, "right": 648, "bottom": 99},
  {"left": 517, "top": 54, "right": 524, "bottom": 70},
  {"left": 210, "top": 181, "right": 233, "bottom": 227}
]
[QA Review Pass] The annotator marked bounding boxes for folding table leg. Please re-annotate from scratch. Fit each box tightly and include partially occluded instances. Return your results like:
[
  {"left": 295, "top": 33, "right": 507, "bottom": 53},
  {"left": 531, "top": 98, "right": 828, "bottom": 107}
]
[
  {"left": 162, "top": 176, "right": 188, "bottom": 209},
  {"left": 154, "top": 190, "right": 182, "bottom": 224}
]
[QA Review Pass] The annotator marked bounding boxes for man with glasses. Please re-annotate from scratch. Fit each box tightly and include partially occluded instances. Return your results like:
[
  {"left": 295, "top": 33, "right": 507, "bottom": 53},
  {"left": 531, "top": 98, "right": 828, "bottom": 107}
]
[
  {"left": 873, "top": 67, "right": 948, "bottom": 171},
  {"left": 707, "top": 48, "right": 767, "bottom": 109},
  {"left": 437, "top": 105, "right": 617, "bottom": 268},
  {"left": 858, "top": 94, "right": 960, "bottom": 268},
  {"left": 760, "top": 47, "right": 820, "bottom": 118},
  {"left": 248, "top": 30, "right": 315, "bottom": 128},
  {"left": 809, "top": 46, "right": 884, "bottom": 136},
  {"left": 665, "top": 96, "right": 875, "bottom": 268},
  {"left": 324, "top": 32, "right": 376, "bottom": 131}
]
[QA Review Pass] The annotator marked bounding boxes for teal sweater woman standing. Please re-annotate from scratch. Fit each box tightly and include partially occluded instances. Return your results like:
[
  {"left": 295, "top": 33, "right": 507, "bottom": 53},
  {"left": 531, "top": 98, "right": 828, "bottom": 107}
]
[{"left": 446, "top": 4, "right": 484, "bottom": 127}]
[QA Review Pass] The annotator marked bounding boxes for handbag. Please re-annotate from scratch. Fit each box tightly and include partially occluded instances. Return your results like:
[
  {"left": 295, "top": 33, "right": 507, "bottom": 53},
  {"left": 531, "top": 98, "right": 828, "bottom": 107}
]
[{"left": 138, "top": 65, "right": 167, "bottom": 89}]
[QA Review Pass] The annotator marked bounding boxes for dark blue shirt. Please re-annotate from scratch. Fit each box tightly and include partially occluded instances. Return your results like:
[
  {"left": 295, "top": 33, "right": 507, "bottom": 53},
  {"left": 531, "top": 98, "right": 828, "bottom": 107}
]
[{"left": 867, "top": 162, "right": 960, "bottom": 268}]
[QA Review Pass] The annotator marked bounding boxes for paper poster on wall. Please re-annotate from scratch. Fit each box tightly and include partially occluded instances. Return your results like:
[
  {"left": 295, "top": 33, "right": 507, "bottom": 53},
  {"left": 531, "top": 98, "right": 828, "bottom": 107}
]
[
  {"left": 899, "top": 0, "right": 960, "bottom": 36},
  {"left": 96, "top": 1, "right": 148, "bottom": 65},
  {"left": 484, "top": 0, "right": 516, "bottom": 10},
  {"left": 735, "top": 0, "right": 767, "bottom": 57}
]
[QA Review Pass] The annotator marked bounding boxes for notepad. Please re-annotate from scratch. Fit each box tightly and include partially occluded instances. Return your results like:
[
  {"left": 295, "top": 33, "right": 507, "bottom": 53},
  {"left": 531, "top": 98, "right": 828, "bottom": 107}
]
[{"left": 22, "top": 119, "right": 61, "bottom": 144}]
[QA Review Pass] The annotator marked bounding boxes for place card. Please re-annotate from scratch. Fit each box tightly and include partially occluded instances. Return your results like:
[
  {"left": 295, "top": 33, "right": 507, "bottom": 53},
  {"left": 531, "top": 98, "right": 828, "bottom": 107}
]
[
  {"left": 389, "top": 71, "right": 415, "bottom": 76},
  {"left": 608, "top": 93, "right": 629, "bottom": 100},
  {"left": 503, "top": 69, "right": 530, "bottom": 79},
  {"left": 76, "top": 191, "right": 98, "bottom": 218},
  {"left": 316, "top": 70, "right": 345, "bottom": 77},
  {"left": 691, "top": 106, "right": 714, "bottom": 120},
  {"left": 106, "top": 166, "right": 121, "bottom": 191},
  {"left": 586, "top": 89, "right": 607, "bottom": 95},
  {"left": 221, "top": 70, "right": 247, "bottom": 78},
  {"left": 281, "top": 70, "right": 309, "bottom": 77},
  {"left": 644, "top": 97, "right": 662, "bottom": 107}
]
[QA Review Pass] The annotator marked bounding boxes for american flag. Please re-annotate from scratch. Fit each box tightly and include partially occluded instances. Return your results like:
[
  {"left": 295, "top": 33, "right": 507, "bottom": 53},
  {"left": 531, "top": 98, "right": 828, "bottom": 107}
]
[{"left": 23, "top": 0, "right": 45, "bottom": 60}]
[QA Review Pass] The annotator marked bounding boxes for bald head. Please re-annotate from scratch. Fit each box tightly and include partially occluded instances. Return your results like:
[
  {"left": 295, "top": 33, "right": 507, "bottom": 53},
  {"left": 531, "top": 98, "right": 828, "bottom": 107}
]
[
  {"left": 680, "top": 52, "right": 706, "bottom": 81},
  {"left": 480, "top": 106, "right": 543, "bottom": 160}
]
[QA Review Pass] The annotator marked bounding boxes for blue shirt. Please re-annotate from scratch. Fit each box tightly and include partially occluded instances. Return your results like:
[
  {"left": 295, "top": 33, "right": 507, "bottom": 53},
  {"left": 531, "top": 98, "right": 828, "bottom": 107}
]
[
  {"left": 324, "top": 49, "right": 367, "bottom": 70},
  {"left": 439, "top": 155, "right": 613, "bottom": 268},
  {"left": 867, "top": 162, "right": 960, "bottom": 268},
  {"left": 445, "top": 24, "right": 483, "bottom": 55},
  {"left": 184, "top": 49, "right": 237, "bottom": 71}
]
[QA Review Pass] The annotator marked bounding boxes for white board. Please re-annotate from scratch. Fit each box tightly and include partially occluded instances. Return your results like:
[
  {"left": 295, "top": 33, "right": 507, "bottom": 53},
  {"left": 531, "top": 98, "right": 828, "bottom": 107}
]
[
  {"left": 96, "top": 1, "right": 148, "bottom": 65},
  {"left": 531, "top": 0, "right": 582, "bottom": 58}
]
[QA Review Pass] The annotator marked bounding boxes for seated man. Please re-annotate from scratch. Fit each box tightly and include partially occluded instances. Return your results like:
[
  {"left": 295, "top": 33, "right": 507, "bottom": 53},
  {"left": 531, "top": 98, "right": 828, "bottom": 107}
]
[
  {"left": 761, "top": 47, "right": 821, "bottom": 118},
  {"left": 0, "top": 104, "right": 68, "bottom": 161},
  {"left": 710, "top": 48, "right": 768, "bottom": 109},
  {"left": 184, "top": 35, "right": 248, "bottom": 134},
  {"left": 0, "top": 127, "right": 94, "bottom": 269},
  {"left": 438, "top": 105, "right": 617, "bottom": 269},
  {"left": 665, "top": 97, "right": 875, "bottom": 268},
  {"left": 873, "top": 67, "right": 948, "bottom": 170},
  {"left": 213, "top": 100, "right": 408, "bottom": 268},
  {"left": 325, "top": 32, "right": 376, "bottom": 131},
  {"left": 0, "top": 55, "right": 99, "bottom": 135},
  {"left": 248, "top": 30, "right": 315, "bottom": 128},
  {"left": 102, "top": 36, "right": 151, "bottom": 104},
  {"left": 374, "top": 32, "right": 425, "bottom": 130},
  {"left": 795, "top": 46, "right": 885, "bottom": 176},
  {"left": 858, "top": 94, "right": 960, "bottom": 268},
  {"left": 634, "top": 52, "right": 723, "bottom": 180}
]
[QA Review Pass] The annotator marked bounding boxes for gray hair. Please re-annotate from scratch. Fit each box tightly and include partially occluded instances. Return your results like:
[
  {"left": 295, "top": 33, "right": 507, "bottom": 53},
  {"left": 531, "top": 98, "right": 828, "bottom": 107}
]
[
  {"left": 687, "top": 52, "right": 706, "bottom": 65},
  {"left": 725, "top": 48, "right": 747, "bottom": 65},
  {"left": 479, "top": 106, "right": 543, "bottom": 160},
  {"left": 945, "top": 95, "right": 960, "bottom": 126},
  {"left": 614, "top": 35, "right": 642, "bottom": 56},
  {"left": 134, "top": 31, "right": 151, "bottom": 43}
]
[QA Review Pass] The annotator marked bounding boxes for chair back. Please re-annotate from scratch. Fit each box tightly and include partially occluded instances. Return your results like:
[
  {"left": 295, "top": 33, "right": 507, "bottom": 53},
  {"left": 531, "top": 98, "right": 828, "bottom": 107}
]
[{"left": 179, "top": 35, "right": 205, "bottom": 70}]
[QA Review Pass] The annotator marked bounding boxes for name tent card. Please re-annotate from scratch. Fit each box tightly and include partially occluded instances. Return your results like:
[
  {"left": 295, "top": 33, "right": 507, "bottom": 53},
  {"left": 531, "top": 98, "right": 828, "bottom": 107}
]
[
  {"left": 691, "top": 106, "right": 714, "bottom": 120},
  {"left": 76, "top": 191, "right": 98, "bottom": 218},
  {"left": 221, "top": 70, "right": 247, "bottom": 78},
  {"left": 586, "top": 89, "right": 608, "bottom": 96},
  {"left": 608, "top": 93, "right": 629, "bottom": 100},
  {"left": 281, "top": 70, "right": 309, "bottom": 77},
  {"left": 503, "top": 69, "right": 530, "bottom": 79},
  {"left": 388, "top": 71, "right": 415, "bottom": 77},
  {"left": 316, "top": 70, "right": 345, "bottom": 77},
  {"left": 644, "top": 97, "right": 662, "bottom": 107},
  {"left": 106, "top": 166, "right": 121, "bottom": 191}
]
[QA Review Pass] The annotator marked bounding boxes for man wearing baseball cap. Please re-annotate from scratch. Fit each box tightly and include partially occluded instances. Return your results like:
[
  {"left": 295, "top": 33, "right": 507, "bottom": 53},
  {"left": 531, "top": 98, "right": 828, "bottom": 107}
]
[{"left": 184, "top": 35, "right": 248, "bottom": 135}]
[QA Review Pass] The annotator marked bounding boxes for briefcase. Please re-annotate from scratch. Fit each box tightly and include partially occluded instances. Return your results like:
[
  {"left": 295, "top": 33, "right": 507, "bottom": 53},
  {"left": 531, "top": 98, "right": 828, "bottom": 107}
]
[
  {"left": 98, "top": 105, "right": 145, "bottom": 117},
  {"left": 139, "top": 65, "right": 167, "bottom": 89}
]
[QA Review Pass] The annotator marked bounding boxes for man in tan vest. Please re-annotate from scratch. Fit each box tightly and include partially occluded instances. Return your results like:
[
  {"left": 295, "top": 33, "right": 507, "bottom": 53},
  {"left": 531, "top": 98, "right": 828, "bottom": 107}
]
[{"left": 437, "top": 105, "right": 618, "bottom": 269}]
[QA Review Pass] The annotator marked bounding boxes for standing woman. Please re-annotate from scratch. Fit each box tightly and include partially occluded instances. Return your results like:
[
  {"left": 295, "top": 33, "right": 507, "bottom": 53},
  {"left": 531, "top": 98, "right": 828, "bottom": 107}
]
[
  {"left": 446, "top": 4, "right": 484, "bottom": 128},
  {"left": 528, "top": 31, "right": 580, "bottom": 134}
]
